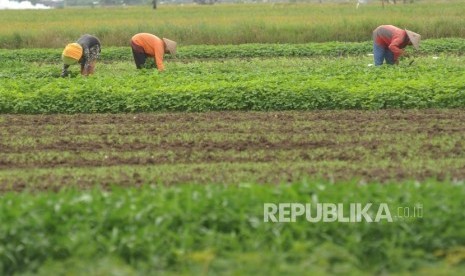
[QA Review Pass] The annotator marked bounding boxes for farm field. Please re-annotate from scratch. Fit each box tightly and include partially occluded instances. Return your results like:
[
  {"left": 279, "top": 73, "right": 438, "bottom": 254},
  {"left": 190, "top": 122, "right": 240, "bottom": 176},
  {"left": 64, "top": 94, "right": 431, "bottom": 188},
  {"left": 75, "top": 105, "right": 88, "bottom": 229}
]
[
  {"left": 1, "top": 1, "right": 465, "bottom": 48},
  {"left": 1, "top": 110, "right": 465, "bottom": 275},
  {"left": 1, "top": 40, "right": 465, "bottom": 113},
  {"left": 1, "top": 1, "right": 465, "bottom": 275},
  {"left": 1, "top": 110, "right": 465, "bottom": 191}
]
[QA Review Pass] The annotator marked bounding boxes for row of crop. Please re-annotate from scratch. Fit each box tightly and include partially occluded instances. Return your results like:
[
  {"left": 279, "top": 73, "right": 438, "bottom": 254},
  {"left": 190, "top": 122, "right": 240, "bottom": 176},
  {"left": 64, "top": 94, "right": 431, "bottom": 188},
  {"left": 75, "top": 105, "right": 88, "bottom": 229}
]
[
  {"left": 2, "top": 84, "right": 464, "bottom": 113},
  {"left": 1, "top": 38, "right": 465, "bottom": 63},
  {"left": 1, "top": 181, "right": 464, "bottom": 275},
  {"left": 1, "top": 56, "right": 464, "bottom": 113}
]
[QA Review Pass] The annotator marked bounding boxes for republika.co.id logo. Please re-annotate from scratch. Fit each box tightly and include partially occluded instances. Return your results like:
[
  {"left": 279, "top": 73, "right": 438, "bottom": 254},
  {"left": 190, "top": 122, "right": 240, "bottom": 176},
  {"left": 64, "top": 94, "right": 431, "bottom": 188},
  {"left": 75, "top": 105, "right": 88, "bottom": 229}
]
[{"left": 263, "top": 202, "right": 423, "bottom": 223}]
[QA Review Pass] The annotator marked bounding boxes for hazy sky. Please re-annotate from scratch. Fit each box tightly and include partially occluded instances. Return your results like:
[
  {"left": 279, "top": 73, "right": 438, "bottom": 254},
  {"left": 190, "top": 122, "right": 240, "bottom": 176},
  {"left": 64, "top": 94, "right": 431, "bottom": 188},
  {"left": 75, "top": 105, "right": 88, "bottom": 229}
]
[{"left": 0, "top": 0, "right": 51, "bottom": 9}]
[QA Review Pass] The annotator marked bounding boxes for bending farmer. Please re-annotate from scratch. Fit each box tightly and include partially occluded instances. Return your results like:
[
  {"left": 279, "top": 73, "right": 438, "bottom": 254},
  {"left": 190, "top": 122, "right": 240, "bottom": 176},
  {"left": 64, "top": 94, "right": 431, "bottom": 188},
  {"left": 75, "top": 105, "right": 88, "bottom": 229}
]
[
  {"left": 61, "top": 34, "right": 101, "bottom": 77},
  {"left": 372, "top": 25, "right": 420, "bottom": 66},
  {"left": 130, "top": 33, "right": 177, "bottom": 72}
]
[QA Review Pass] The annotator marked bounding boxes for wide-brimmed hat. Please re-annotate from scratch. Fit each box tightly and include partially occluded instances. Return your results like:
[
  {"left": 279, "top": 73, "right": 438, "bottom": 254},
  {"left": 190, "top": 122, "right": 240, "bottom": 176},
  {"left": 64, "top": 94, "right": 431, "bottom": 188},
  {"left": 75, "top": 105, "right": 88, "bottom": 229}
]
[
  {"left": 405, "top": 29, "right": 421, "bottom": 50},
  {"left": 162, "top": 38, "right": 177, "bottom": 56},
  {"left": 62, "top": 43, "right": 83, "bottom": 63}
]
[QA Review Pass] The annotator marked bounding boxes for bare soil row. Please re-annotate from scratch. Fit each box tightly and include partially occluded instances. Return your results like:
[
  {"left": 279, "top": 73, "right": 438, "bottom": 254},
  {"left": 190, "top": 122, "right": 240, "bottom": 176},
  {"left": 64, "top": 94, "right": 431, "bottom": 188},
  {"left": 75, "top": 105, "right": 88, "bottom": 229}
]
[{"left": 1, "top": 110, "right": 464, "bottom": 191}]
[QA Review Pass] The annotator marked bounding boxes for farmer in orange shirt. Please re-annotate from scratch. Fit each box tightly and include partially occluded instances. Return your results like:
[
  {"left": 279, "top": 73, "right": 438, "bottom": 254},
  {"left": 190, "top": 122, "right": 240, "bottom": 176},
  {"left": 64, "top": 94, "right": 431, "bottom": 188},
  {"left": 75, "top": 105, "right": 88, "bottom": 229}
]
[
  {"left": 372, "top": 25, "right": 420, "bottom": 66},
  {"left": 130, "top": 33, "right": 177, "bottom": 71}
]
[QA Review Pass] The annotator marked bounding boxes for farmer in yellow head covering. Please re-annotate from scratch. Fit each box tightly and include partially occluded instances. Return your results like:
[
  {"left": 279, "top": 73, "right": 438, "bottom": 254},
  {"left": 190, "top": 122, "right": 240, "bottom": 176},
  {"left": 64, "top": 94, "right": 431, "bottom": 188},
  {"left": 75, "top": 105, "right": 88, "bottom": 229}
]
[{"left": 61, "top": 34, "right": 101, "bottom": 77}]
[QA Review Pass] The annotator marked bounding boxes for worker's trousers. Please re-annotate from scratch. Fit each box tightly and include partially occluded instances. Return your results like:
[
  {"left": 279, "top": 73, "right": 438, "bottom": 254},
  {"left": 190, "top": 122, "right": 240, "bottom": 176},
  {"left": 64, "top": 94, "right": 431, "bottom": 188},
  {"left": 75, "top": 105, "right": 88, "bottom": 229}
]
[{"left": 373, "top": 42, "right": 395, "bottom": 66}]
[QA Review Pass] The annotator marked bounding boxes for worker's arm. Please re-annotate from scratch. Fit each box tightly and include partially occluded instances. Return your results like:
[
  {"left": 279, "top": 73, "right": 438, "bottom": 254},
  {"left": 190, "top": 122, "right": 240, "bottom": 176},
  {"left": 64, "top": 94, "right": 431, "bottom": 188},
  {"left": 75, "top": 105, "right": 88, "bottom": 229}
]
[
  {"left": 154, "top": 45, "right": 165, "bottom": 72},
  {"left": 61, "top": 64, "right": 70, "bottom": 77},
  {"left": 388, "top": 34, "right": 406, "bottom": 63}
]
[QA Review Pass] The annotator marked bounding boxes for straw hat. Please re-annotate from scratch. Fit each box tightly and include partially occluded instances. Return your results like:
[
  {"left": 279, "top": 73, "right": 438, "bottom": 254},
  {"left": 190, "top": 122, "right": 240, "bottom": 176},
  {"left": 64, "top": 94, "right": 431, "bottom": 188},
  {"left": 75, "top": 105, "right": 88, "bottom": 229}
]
[
  {"left": 405, "top": 29, "right": 421, "bottom": 50},
  {"left": 162, "top": 38, "right": 177, "bottom": 56}
]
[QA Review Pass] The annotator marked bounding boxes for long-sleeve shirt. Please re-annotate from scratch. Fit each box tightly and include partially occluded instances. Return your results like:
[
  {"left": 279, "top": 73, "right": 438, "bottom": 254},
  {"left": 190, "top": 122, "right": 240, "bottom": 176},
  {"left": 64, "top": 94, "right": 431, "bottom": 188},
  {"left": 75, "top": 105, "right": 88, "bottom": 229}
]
[
  {"left": 131, "top": 33, "right": 165, "bottom": 71},
  {"left": 62, "top": 34, "right": 101, "bottom": 76},
  {"left": 372, "top": 25, "right": 410, "bottom": 62}
]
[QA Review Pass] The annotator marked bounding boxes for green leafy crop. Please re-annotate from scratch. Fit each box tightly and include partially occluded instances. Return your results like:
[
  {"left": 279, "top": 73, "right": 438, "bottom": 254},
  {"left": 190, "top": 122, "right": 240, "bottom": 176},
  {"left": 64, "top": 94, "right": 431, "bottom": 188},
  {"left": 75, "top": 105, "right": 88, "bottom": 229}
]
[{"left": 1, "top": 43, "right": 464, "bottom": 114}]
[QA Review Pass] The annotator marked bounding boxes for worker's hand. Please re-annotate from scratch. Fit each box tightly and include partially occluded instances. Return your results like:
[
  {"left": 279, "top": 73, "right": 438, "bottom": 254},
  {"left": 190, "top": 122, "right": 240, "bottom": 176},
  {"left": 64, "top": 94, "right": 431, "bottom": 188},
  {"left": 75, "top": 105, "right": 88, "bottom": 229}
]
[
  {"left": 87, "top": 61, "right": 96, "bottom": 75},
  {"left": 81, "top": 67, "right": 91, "bottom": 76},
  {"left": 87, "top": 65, "right": 95, "bottom": 75}
]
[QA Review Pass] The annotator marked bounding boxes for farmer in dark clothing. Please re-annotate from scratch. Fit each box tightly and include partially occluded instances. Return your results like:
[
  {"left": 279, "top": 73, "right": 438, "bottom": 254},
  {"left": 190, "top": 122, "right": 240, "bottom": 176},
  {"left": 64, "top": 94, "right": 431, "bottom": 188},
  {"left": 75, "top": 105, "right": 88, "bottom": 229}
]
[
  {"left": 61, "top": 34, "right": 101, "bottom": 77},
  {"left": 372, "top": 25, "right": 421, "bottom": 66}
]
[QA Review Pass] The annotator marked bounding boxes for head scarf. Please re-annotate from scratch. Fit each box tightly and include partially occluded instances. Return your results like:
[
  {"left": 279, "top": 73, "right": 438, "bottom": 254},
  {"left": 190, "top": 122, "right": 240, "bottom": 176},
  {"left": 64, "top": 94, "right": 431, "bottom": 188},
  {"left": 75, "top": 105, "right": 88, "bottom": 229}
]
[{"left": 62, "top": 43, "right": 83, "bottom": 64}]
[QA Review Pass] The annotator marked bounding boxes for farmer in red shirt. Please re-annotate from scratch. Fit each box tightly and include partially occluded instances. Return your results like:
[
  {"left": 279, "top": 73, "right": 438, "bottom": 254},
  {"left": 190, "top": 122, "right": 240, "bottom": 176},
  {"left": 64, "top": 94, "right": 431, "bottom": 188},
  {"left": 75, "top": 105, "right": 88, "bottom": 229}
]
[
  {"left": 130, "top": 33, "right": 177, "bottom": 72},
  {"left": 372, "top": 25, "right": 421, "bottom": 66}
]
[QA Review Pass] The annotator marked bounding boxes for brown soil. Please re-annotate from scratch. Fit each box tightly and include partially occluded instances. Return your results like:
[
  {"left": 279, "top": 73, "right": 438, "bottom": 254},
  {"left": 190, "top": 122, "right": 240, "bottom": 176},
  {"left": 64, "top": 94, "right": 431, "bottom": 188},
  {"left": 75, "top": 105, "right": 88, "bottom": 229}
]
[{"left": 1, "top": 110, "right": 465, "bottom": 191}]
